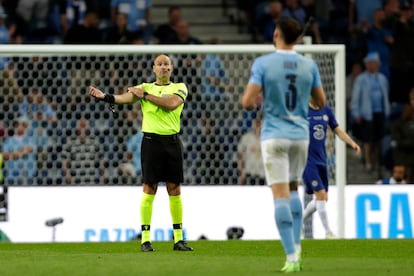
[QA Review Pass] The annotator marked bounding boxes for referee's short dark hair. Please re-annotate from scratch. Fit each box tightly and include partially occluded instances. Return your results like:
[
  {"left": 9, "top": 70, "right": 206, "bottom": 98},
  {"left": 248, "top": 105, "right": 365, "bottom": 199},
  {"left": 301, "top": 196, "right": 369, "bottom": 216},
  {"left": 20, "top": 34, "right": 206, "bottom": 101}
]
[{"left": 276, "top": 17, "right": 303, "bottom": 45}]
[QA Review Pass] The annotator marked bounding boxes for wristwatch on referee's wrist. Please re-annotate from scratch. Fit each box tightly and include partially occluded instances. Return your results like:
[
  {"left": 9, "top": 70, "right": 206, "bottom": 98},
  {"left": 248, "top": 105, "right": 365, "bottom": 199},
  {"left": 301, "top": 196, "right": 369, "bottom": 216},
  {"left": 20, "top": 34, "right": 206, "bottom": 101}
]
[{"left": 143, "top": 91, "right": 149, "bottom": 99}]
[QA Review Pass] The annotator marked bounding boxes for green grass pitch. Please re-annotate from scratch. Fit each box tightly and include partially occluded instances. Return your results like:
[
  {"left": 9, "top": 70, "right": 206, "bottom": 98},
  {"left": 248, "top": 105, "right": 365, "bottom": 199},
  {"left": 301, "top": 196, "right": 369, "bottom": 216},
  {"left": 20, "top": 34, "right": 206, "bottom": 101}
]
[{"left": 1, "top": 239, "right": 413, "bottom": 275}]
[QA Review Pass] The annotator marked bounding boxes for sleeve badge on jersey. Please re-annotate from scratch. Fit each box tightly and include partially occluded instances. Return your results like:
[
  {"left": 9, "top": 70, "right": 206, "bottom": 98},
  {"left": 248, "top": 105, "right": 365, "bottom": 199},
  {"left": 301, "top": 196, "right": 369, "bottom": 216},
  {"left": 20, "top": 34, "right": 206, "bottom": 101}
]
[{"left": 178, "top": 89, "right": 188, "bottom": 97}]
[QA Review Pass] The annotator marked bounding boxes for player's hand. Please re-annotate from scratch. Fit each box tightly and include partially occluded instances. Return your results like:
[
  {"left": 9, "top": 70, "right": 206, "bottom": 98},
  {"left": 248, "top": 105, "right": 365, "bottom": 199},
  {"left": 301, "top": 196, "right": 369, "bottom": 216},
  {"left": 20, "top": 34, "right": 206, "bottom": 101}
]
[
  {"left": 89, "top": 86, "right": 105, "bottom": 99},
  {"left": 352, "top": 142, "right": 361, "bottom": 155},
  {"left": 127, "top": 87, "right": 146, "bottom": 99}
]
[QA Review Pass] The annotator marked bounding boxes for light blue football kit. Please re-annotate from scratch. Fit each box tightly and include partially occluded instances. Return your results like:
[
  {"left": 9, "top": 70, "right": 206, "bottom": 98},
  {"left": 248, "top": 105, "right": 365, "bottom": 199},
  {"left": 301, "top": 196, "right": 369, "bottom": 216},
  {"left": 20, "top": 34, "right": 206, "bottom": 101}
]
[{"left": 248, "top": 49, "right": 323, "bottom": 259}]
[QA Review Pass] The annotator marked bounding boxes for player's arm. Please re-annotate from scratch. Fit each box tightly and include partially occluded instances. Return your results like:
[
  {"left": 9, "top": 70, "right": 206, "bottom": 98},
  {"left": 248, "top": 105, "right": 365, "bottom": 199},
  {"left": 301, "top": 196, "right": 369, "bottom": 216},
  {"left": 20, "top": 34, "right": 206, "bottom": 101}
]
[
  {"left": 2, "top": 147, "right": 33, "bottom": 161},
  {"left": 333, "top": 125, "right": 361, "bottom": 154},
  {"left": 241, "top": 83, "right": 262, "bottom": 110},
  {"left": 89, "top": 86, "right": 138, "bottom": 104},
  {"left": 311, "top": 86, "right": 326, "bottom": 109}
]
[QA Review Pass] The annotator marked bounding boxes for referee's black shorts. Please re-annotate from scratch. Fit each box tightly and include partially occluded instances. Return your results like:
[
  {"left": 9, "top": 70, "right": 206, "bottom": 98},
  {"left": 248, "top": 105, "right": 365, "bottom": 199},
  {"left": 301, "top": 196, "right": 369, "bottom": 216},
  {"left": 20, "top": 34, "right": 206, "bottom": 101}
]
[{"left": 141, "top": 132, "right": 184, "bottom": 184}]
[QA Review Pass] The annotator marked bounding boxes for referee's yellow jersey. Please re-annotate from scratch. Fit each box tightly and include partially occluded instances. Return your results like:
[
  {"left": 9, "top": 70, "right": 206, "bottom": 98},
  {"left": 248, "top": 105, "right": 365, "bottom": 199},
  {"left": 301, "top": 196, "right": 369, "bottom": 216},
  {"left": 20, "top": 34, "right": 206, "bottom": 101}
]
[{"left": 136, "top": 82, "right": 188, "bottom": 135}]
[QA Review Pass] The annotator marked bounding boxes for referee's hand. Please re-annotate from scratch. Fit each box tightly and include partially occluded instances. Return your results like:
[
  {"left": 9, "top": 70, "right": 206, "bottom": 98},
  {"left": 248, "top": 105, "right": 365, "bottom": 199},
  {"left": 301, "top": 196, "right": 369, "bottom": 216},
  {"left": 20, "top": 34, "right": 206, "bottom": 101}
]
[
  {"left": 127, "top": 87, "right": 145, "bottom": 99},
  {"left": 89, "top": 86, "right": 105, "bottom": 99}
]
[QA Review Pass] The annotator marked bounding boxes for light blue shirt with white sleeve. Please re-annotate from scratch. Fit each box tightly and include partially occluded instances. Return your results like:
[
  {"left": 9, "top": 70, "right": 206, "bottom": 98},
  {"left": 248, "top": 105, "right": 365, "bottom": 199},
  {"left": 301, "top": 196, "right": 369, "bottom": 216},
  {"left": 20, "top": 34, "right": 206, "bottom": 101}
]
[{"left": 248, "top": 50, "right": 322, "bottom": 141}]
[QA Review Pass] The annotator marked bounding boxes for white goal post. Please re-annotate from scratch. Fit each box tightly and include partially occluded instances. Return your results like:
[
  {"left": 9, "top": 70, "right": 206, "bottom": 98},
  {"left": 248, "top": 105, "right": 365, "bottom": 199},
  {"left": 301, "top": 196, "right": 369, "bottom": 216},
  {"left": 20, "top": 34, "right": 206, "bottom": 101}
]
[{"left": 0, "top": 44, "right": 346, "bottom": 237}]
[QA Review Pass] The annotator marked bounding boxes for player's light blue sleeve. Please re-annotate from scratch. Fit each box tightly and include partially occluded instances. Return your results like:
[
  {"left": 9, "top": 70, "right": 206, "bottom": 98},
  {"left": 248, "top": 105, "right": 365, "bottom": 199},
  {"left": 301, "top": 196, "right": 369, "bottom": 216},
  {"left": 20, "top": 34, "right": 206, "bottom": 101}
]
[
  {"left": 327, "top": 106, "right": 339, "bottom": 130},
  {"left": 248, "top": 58, "right": 264, "bottom": 86},
  {"left": 312, "top": 61, "right": 322, "bottom": 88}
]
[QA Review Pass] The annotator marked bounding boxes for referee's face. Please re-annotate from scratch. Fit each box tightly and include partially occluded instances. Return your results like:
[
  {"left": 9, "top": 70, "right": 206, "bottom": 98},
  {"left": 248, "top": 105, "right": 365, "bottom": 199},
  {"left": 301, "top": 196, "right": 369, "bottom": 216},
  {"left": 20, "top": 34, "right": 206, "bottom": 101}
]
[{"left": 153, "top": 55, "right": 173, "bottom": 82}]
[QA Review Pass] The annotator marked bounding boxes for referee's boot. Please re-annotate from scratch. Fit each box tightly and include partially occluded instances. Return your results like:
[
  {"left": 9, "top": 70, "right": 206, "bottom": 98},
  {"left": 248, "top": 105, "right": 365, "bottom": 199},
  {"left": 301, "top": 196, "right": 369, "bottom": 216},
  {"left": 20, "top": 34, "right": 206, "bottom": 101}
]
[
  {"left": 173, "top": 240, "right": 194, "bottom": 251},
  {"left": 141, "top": 241, "right": 155, "bottom": 252}
]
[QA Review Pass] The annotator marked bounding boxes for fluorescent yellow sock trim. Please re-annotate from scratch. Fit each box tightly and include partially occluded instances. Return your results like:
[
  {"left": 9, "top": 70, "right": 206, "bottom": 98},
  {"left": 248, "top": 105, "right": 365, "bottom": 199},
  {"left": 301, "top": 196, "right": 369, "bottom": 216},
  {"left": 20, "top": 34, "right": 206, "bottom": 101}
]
[
  {"left": 169, "top": 195, "right": 183, "bottom": 242},
  {"left": 141, "top": 230, "right": 151, "bottom": 244},
  {"left": 140, "top": 193, "right": 155, "bottom": 243}
]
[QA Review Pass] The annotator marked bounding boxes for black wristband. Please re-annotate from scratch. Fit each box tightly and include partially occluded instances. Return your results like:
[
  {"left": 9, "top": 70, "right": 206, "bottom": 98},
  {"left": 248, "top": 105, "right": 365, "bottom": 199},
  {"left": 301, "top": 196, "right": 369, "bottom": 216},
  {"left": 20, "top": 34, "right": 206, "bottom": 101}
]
[
  {"left": 143, "top": 91, "right": 149, "bottom": 99},
  {"left": 102, "top": 94, "right": 115, "bottom": 104}
]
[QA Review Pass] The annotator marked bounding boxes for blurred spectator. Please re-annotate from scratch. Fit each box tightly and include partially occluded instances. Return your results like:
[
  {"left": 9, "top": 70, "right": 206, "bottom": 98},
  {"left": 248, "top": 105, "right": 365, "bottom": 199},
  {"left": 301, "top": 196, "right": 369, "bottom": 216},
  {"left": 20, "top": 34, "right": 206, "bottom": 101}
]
[
  {"left": 389, "top": 3, "right": 414, "bottom": 103},
  {"left": 305, "top": 0, "right": 331, "bottom": 41},
  {"left": 110, "top": 0, "right": 152, "bottom": 43},
  {"left": 391, "top": 87, "right": 414, "bottom": 183},
  {"left": 105, "top": 12, "right": 135, "bottom": 43},
  {"left": 64, "top": 10, "right": 101, "bottom": 43},
  {"left": 348, "top": 0, "right": 383, "bottom": 32},
  {"left": 328, "top": 0, "right": 349, "bottom": 43},
  {"left": 237, "top": 118, "right": 265, "bottom": 185},
  {"left": 1, "top": 0, "right": 21, "bottom": 43},
  {"left": 235, "top": 0, "right": 266, "bottom": 41},
  {"left": 200, "top": 53, "right": 232, "bottom": 101},
  {"left": 366, "top": 8, "right": 393, "bottom": 80},
  {"left": 2, "top": 116, "right": 37, "bottom": 185},
  {"left": 46, "top": 0, "right": 68, "bottom": 43},
  {"left": 376, "top": 164, "right": 407, "bottom": 184},
  {"left": 86, "top": 0, "right": 111, "bottom": 24},
  {"left": 15, "top": 0, "right": 52, "bottom": 43},
  {"left": 65, "top": 0, "right": 87, "bottom": 28},
  {"left": 119, "top": 128, "right": 143, "bottom": 179},
  {"left": 351, "top": 52, "right": 391, "bottom": 172},
  {"left": 62, "top": 118, "right": 106, "bottom": 185},
  {"left": 383, "top": 0, "right": 401, "bottom": 29},
  {"left": 299, "top": 0, "right": 323, "bottom": 43},
  {"left": 167, "top": 19, "right": 202, "bottom": 44},
  {"left": 0, "top": 5, "right": 10, "bottom": 70},
  {"left": 282, "top": 0, "right": 307, "bottom": 26},
  {"left": 19, "top": 88, "right": 58, "bottom": 123},
  {"left": 346, "top": 61, "right": 364, "bottom": 131},
  {"left": 258, "top": 0, "right": 283, "bottom": 43},
  {"left": 153, "top": 5, "right": 181, "bottom": 44},
  {"left": 18, "top": 88, "right": 57, "bottom": 178}
]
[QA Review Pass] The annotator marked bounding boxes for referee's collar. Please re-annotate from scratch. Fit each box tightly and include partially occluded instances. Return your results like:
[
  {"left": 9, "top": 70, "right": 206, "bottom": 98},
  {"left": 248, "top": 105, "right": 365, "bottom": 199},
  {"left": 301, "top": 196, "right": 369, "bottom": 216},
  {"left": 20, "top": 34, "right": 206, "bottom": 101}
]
[{"left": 155, "top": 82, "right": 171, "bottom": 86}]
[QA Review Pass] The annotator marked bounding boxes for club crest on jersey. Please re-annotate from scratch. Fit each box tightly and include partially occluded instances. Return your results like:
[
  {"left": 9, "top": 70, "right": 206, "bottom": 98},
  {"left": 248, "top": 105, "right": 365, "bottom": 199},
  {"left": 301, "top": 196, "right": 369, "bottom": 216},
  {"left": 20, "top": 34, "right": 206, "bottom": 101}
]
[
  {"left": 313, "top": 124, "right": 325, "bottom": 140},
  {"left": 323, "top": 114, "right": 329, "bottom": 121},
  {"left": 312, "top": 180, "right": 318, "bottom": 187}
]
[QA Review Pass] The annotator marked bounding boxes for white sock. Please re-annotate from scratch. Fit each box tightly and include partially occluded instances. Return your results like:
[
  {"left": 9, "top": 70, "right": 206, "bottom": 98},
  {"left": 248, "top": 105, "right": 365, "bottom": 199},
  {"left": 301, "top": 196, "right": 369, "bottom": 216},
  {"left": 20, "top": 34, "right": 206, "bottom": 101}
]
[
  {"left": 316, "top": 200, "right": 331, "bottom": 234},
  {"left": 287, "top": 253, "right": 298, "bottom": 262},
  {"left": 295, "top": 244, "right": 301, "bottom": 254},
  {"left": 303, "top": 199, "right": 316, "bottom": 221}
]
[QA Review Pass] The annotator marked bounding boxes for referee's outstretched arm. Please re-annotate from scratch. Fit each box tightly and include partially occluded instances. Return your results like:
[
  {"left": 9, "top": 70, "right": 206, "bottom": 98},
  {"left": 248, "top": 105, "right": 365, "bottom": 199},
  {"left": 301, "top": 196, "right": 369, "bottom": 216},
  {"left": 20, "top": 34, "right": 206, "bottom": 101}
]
[{"left": 89, "top": 85, "right": 138, "bottom": 104}]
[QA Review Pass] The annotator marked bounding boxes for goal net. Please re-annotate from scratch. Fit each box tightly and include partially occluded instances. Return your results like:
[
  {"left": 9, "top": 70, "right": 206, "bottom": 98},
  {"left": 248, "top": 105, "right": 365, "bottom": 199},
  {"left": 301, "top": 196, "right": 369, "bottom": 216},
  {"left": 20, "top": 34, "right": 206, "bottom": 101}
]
[{"left": 0, "top": 44, "right": 345, "bottom": 233}]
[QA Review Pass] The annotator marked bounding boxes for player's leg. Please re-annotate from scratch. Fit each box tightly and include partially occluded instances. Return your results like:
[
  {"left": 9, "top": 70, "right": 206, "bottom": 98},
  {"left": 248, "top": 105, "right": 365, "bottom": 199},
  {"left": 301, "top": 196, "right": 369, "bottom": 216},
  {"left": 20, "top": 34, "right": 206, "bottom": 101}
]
[
  {"left": 315, "top": 165, "right": 335, "bottom": 238},
  {"left": 140, "top": 133, "right": 163, "bottom": 252},
  {"left": 303, "top": 198, "right": 316, "bottom": 221},
  {"left": 288, "top": 140, "right": 308, "bottom": 268},
  {"left": 165, "top": 135, "right": 193, "bottom": 251},
  {"left": 289, "top": 182, "right": 302, "bottom": 254},
  {"left": 140, "top": 183, "right": 157, "bottom": 252},
  {"left": 302, "top": 165, "right": 319, "bottom": 221},
  {"left": 314, "top": 189, "right": 335, "bottom": 238},
  {"left": 262, "top": 139, "right": 300, "bottom": 272}
]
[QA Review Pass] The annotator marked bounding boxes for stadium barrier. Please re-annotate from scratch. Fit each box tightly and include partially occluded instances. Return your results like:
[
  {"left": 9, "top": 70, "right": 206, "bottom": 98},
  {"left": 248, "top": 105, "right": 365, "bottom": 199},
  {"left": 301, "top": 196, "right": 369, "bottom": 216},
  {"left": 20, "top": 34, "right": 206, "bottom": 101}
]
[{"left": 1, "top": 185, "right": 412, "bottom": 242}]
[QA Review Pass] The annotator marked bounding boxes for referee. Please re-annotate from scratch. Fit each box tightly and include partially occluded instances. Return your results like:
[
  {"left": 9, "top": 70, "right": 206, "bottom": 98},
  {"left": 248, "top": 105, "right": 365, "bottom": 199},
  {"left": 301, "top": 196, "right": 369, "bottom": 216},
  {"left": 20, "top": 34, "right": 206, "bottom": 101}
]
[{"left": 89, "top": 54, "right": 193, "bottom": 252}]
